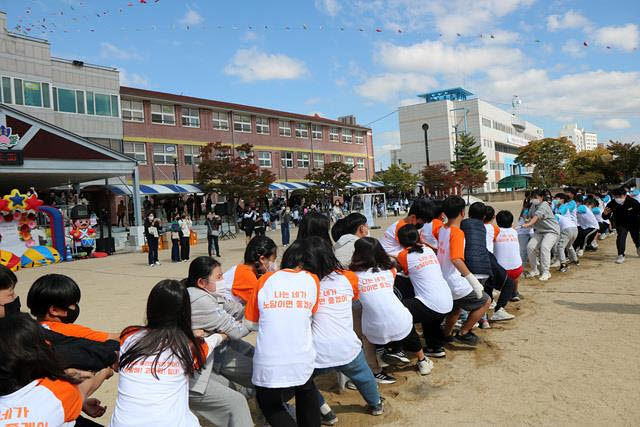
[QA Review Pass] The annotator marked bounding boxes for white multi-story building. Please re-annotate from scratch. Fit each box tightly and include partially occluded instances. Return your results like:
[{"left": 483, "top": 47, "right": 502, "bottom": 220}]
[
  {"left": 0, "top": 11, "right": 123, "bottom": 150},
  {"left": 559, "top": 123, "right": 597, "bottom": 152},
  {"left": 389, "top": 148, "right": 401, "bottom": 165},
  {"left": 398, "top": 88, "right": 544, "bottom": 192}
]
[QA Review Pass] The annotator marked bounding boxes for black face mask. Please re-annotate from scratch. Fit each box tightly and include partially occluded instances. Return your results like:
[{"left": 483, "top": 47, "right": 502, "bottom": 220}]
[
  {"left": 62, "top": 305, "right": 80, "bottom": 324},
  {"left": 415, "top": 222, "right": 425, "bottom": 230},
  {"left": 3, "top": 296, "right": 21, "bottom": 317}
]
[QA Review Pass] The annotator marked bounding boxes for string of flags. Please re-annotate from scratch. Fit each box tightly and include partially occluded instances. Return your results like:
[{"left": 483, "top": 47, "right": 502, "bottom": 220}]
[{"left": 10, "top": 0, "right": 637, "bottom": 52}]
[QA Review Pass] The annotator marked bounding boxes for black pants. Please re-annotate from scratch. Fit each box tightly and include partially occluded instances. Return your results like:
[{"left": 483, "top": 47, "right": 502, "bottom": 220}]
[
  {"left": 616, "top": 224, "right": 640, "bottom": 256},
  {"left": 117, "top": 214, "right": 125, "bottom": 227},
  {"left": 180, "top": 236, "right": 190, "bottom": 260},
  {"left": 403, "top": 297, "right": 446, "bottom": 350},
  {"left": 207, "top": 234, "right": 220, "bottom": 257},
  {"left": 171, "top": 238, "right": 180, "bottom": 262},
  {"left": 255, "top": 377, "right": 321, "bottom": 427},
  {"left": 75, "top": 415, "right": 103, "bottom": 427},
  {"left": 393, "top": 275, "right": 414, "bottom": 300},
  {"left": 599, "top": 222, "right": 610, "bottom": 234},
  {"left": 574, "top": 227, "right": 597, "bottom": 251},
  {"left": 147, "top": 237, "right": 158, "bottom": 265}
]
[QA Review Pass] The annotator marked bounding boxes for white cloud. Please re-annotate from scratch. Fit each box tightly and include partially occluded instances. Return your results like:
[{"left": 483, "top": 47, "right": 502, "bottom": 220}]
[
  {"left": 593, "top": 24, "right": 639, "bottom": 52},
  {"left": 305, "top": 97, "right": 321, "bottom": 106},
  {"left": 547, "top": 10, "right": 592, "bottom": 32},
  {"left": 375, "top": 40, "right": 524, "bottom": 74},
  {"left": 179, "top": 6, "right": 203, "bottom": 27},
  {"left": 595, "top": 118, "right": 632, "bottom": 130},
  {"left": 399, "top": 97, "right": 421, "bottom": 107},
  {"left": 100, "top": 42, "right": 142, "bottom": 60},
  {"left": 224, "top": 47, "right": 309, "bottom": 82},
  {"left": 315, "top": 0, "right": 341, "bottom": 17},
  {"left": 119, "top": 68, "right": 149, "bottom": 87},
  {"left": 241, "top": 31, "right": 258, "bottom": 42},
  {"left": 561, "top": 39, "right": 587, "bottom": 58},
  {"left": 355, "top": 73, "right": 438, "bottom": 102}
]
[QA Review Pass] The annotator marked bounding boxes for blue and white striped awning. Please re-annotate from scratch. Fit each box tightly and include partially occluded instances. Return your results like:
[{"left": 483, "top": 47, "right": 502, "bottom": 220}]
[
  {"left": 107, "top": 184, "right": 203, "bottom": 195},
  {"left": 268, "top": 182, "right": 316, "bottom": 191},
  {"left": 347, "top": 181, "right": 385, "bottom": 189}
]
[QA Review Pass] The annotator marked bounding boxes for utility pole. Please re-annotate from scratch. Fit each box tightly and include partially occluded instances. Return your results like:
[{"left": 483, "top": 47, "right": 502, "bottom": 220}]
[{"left": 422, "top": 123, "right": 430, "bottom": 167}]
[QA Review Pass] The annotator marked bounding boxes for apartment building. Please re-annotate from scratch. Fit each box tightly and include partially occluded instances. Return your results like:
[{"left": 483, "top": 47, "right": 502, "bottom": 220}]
[{"left": 559, "top": 123, "right": 598, "bottom": 152}]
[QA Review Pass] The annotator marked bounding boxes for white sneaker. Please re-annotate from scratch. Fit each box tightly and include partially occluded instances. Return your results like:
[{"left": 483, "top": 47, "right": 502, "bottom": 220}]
[
  {"left": 491, "top": 308, "right": 515, "bottom": 321},
  {"left": 155, "top": 261, "right": 161, "bottom": 265},
  {"left": 539, "top": 271, "right": 551, "bottom": 281},
  {"left": 489, "top": 300, "right": 496, "bottom": 310},
  {"left": 599, "top": 233, "right": 606, "bottom": 240},
  {"left": 615, "top": 255, "right": 625, "bottom": 264},
  {"left": 591, "top": 241, "right": 598, "bottom": 249},
  {"left": 577, "top": 249, "right": 584, "bottom": 257},
  {"left": 417, "top": 358, "right": 433, "bottom": 375},
  {"left": 149, "top": 264, "right": 155, "bottom": 268},
  {"left": 524, "top": 270, "right": 540, "bottom": 278},
  {"left": 550, "top": 260, "right": 560, "bottom": 268}
]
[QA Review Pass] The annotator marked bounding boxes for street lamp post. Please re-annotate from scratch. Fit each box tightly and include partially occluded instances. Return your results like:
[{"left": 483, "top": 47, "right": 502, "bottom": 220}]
[
  {"left": 173, "top": 155, "right": 179, "bottom": 184},
  {"left": 421, "top": 123, "right": 430, "bottom": 167}
]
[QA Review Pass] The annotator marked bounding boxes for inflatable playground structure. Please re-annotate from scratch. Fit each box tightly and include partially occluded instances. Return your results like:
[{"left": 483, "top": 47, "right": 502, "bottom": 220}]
[{"left": 0, "top": 188, "right": 99, "bottom": 272}]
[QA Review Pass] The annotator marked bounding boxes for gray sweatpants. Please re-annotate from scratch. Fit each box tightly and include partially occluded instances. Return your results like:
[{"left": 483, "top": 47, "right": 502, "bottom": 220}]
[
  {"left": 527, "top": 232, "right": 559, "bottom": 274},
  {"left": 555, "top": 227, "right": 578, "bottom": 263},
  {"left": 189, "top": 372, "right": 254, "bottom": 427}
]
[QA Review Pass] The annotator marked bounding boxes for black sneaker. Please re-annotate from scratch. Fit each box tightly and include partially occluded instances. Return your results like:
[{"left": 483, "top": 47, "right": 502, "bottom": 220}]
[
  {"left": 382, "top": 350, "right": 410, "bottom": 365},
  {"left": 321, "top": 410, "right": 338, "bottom": 426},
  {"left": 425, "top": 346, "right": 446, "bottom": 358},
  {"left": 454, "top": 331, "right": 479, "bottom": 346},
  {"left": 559, "top": 263, "right": 569, "bottom": 273},
  {"left": 374, "top": 372, "right": 397, "bottom": 384},
  {"left": 443, "top": 334, "right": 455, "bottom": 343}
]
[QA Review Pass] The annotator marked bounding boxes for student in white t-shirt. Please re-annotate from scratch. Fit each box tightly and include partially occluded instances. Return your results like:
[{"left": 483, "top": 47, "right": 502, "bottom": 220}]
[
  {"left": 349, "top": 237, "right": 415, "bottom": 368},
  {"left": 244, "top": 237, "right": 326, "bottom": 427},
  {"left": 574, "top": 198, "right": 600, "bottom": 256},
  {"left": 397, "top": 224, "right": 453, "bottom": 361},
  {"left": 112, "top": 280, "right": 227, "bottom": 427},
  {"left": 483, "top": 206, "right": 500, "bottom": 253},
  {"left": 494, "top": 211, "right": 524, "bottom": 303},
  {"left": 0, "top": 313, "right": 114, "bottom": 427}
]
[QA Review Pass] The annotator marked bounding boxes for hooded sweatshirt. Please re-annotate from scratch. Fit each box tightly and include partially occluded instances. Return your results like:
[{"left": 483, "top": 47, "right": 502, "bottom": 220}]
[{"left": 333, "top": 234, "right": 359, "bottom": 267}]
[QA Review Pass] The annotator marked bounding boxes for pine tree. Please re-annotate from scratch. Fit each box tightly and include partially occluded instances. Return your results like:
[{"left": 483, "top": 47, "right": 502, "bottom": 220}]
[{"left": 450, "top": 133, "right": 487, "bottom": 172}]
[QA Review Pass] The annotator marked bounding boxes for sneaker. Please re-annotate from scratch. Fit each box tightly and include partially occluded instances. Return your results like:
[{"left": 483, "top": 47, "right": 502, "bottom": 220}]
[
  {"left": 425, "top": 346, "right": 446, "bottom": 357},
  {"left": 155, "top": 261, "right": 161, "bottom": 265},
  {"left": 149, "top": 264, "right": 155, "bottom": 267},
  {"left": 615, "top": 255, "right": 625, "bottom": 264},
  {"left": 550, "top": 260, "right": 560, "bottom": 268},
  {"left": 443, "top": 335, "right": 455, "bottom": 344},
  {"left": 321, "top": 410, "right": 338, "bottom": 426},
  {"left": 367, "top": 399, "right": 384, "bottom": 416},
  {"left": 510, "top": 292, "right": 521, "bottom": 302},
  {"left": 599, "top": 233, "right": 606, "bottom": 240},
  {"left": 491, "top": 307, "right": 515, "bottom": 321},
  {"left": 539, "top": 271, "right": 551, "bottom": 281},
  {"left": 479, "top": 318, "right": 491, "bottom": 329},
  {"left": 375, "top": 348, "right": 390, "bottom": 368},
  {"left": 591, "top": 241, "right": 599, "bottom": 249},
  {"left": 573, "top": 260, "right": 580, "bottom": 266},
  {"left": 559, "top": 263, "right": 569, "bottom": 273},
  {"left": 454, "top": 331, "right": 479, "bottom": 346},
  {"left": 577, "top": 249, "right": 584, "bottom": 257},
  {"left": 417, "top": 358, "right": 433, "bottom": 375},
  {"left": 382, "top": 350, "right": 411, "bottom": 365},
  {"left": 489, "top": 300, "right": 496, "bottom": 310},
  {"left": 345, "top": 380, "right": 357, "bottom": 390},
  {"left": 524, "top": 270, "right": 539, "bottom": 279},
  {"left": 374, "top": 372, "right": 396, "bottom": 384}
]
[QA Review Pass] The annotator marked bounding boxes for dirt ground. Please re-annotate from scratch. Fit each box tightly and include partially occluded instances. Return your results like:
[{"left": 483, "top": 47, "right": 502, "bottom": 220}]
[{"left": 13, "top": 200, "right": 640, "bottom": 426}]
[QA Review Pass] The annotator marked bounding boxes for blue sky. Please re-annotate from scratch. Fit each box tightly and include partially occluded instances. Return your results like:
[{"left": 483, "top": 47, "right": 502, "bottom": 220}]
[{"left": 2, "top": 0, "right": 639, "bottom": 168}]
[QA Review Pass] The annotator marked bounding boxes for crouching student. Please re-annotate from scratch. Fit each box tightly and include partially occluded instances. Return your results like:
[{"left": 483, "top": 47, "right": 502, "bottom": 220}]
[
  {"left": 574, "top": 198, "right": 600, "bottom": 256},
  {"left": 552, "top": 194, "right": 579, "bottom": 272},
  {"left": 494, "top": 211, "right": 524, "bottom": 306},
  {"left": 311, "top": 238, "right": 384, "bottom": 418},
  {"left": 397, "top": 224, "right": 453, "bottom": 359},
  {"left": 523, "top": 190, "right": 560, "bottom": 282},
  {"left": 111, "top": 280, "right": 228, "bottom": 427},
  {"left": 0, "top": 314, "right": 113, "bottom": 427},
  {"left": 438, "top": 196, "right": 491, "bottom": 346},
  {"left": 244, "top": 238, "right": 325, "bottom": 427},
  {"left": 183, "top": 256, "right": 254, "bottom": 427},
  {"left": 349, "top": 237, "right": 431, "bottom": 375}
]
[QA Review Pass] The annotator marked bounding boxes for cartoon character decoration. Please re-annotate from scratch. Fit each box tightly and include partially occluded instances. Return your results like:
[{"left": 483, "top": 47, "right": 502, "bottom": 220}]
[{"left": 69, "top": 205, "right": 96, "bottom": 257}]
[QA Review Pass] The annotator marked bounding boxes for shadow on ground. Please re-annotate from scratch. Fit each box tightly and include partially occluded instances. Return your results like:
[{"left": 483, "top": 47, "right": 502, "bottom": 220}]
[{"left": 555, "top": 300, "right": 640, "bottom": 315}]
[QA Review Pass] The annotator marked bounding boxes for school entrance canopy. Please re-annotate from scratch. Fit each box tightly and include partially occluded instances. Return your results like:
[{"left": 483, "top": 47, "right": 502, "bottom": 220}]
[
  {"left": 267, "top": 181, "right": 384, "bottom": 191},
  {"left": 497, "top": 174, "right": 531, "bottom": 190},
  {"left": 0, "top": 103, "right": 137, "bottom": 192}
]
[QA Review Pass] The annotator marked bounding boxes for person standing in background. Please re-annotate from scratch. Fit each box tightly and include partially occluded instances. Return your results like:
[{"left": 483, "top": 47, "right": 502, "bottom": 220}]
[
  {"left": 280, "top": 206, "right": 292, "bottom": 246},
  {"left": 117, "top": 200, "right": 126, "bottom": 227},
  {"left": 205, "top": 211, "right": 222, "bottom": 258},
  {"left": 170, "top": 215, "right": 181, "bottom": 263},
  {"left": 179, "top": 214, "right": 192, "bottom": 262}
]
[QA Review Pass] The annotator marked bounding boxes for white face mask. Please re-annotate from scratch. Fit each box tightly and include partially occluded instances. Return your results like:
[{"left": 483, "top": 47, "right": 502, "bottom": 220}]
[
  {"left": 615, "top": 198, "right": 625, "bottom": 205},
  {"left": 530, "top": 199, "right": 541, "bottom": 206}
]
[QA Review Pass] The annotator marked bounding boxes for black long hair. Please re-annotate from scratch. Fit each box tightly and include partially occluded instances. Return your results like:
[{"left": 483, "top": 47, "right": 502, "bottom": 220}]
[
  {"left": 349, "top": 237, "right": 394, "bottom": 272},
  {"left": 281, "top": 237, "right": 341, "bottom": 280},
  {"left": 183, "top": 256, "right": 221, "bottom": 288},
  {"left": 119, "top": 280, "right": 204, "bottom": 379},
  {"left": 0, "top": 313, "right": 78, "bottom": 395},
  {"left": 244, "top": 235, "right": 277, "bottom": 275},
  {"left": 296, "top": 212, "right": 331, "bottom": 244},
  {"left": 397, "top": 224, "right": 424, "bottom": 254}
]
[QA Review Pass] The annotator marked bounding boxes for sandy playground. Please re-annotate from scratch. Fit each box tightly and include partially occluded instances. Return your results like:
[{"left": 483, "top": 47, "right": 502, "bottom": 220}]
[{"left": 12, "top": 200, "right": 640, "bottom": 426}]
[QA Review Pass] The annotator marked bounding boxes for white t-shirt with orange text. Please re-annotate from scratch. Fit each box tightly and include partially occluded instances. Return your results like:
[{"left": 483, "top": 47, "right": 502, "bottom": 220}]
[
  {"left": 397, "top": 248, "right": 453, "bottom": 314},
  {"left": 494, "top": 227, "right": 523, "bottom": 271},
  {"left": 437, "top": 225, "right": 473, "bottom": 300},
  {"left": 380, "top": 219, "right": 408, "bottom": 258}
]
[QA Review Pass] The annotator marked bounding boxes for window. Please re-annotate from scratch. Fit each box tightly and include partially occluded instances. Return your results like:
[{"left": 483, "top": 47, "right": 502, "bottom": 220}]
[
  {"left": 13, "top": 79, "right": 23, "bottom": 105},
  {"left": 76, "top": 91, "right": 85, "bottom": 114},
  {"left": 342, "top": 129, "right": 353, "bottom": 143},
  {"left": 329, "top": 127, "right": 339, "bottom": 142},
  {"left": 331, "top": 154, "right": 341, "bottom": 162},
  {"left": 234, "top": 114, "right": 251, "bottom": 132},
  {"left": 256, "top": 117, "right": 270, "bottom": 134},
  {"left": 495, "top": 142, "right": 520, "bottom": 155},
  {"left": 355, "top": 131, "right": 364, "bottom": 144},
  {"left": 258, "top": 151, "right": 272, "bottom": 167},
  {"left": 151, "top": 103, "right": 175, "bottom": 125},
  {"left": 297, "top": 152, "right": 310, "bottom": 168},
  {"left": 95, "top": 93, "right": 112, "bottom": 116},
  {"left": 357, "top": 158, "right": 365, "bottom": 170},
  {"left": 181, "top": 107, "right": 200, "bottom": 127},
  {"left": 55, "top": 88, "right": 77, "bottom": 113},
  {"left": 212, "top": 111, "right": 229, "bottom": 130},
  {"left": 1, "top": 77, "right": 12, "bottom": 103},
  {"left": 295, "top": 123, "right": 309, "bottom": 138},
  {"left": 153, "top": 143, "right": 177, "bottom": 164},
  {"left": 9, "top": 79, "right": 50, "bottom": 108},
  {"left": 312, "top": 124, "right": 322, "bottom": 140},
  {"left": 122, "top": 100, "right": 144, "bottom": 122},
  {"left": 279, "top": 120, "right": 292, "bottom": 137},
  {"left": 345, "top": 157, "right": 355, "bottom": 167},
  {"left": 184, "top": 145, "right": 201, "bottom": 165},
  {"left": 482, "top": 117, "right": 492, "bottom": 128},
  {"left": 313, "top": 153, "right": 324, "bottom": 169},
  {"left": 123, "top": 142, "right": 147, "bottom": 164},
  {"left": 281, "top": 152, "right": 293, "bottom": 168},
  {"left": 86, "top": 92, "right": 94, "bottom": 115},
  {"left": 23, "top": 81, "right": 42, "bottom": 107}
]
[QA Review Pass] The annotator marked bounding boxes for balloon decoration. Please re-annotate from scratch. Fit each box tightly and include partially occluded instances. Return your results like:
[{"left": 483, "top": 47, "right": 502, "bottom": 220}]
[
  {"left": 0, "top": 250, "right": 21, "bottom": 272},
  {"left": 20, "top": 246, "right": 61, "bottom": 268}
]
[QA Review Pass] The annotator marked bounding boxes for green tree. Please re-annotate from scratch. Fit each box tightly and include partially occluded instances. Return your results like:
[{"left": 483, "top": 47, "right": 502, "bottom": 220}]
[
  {"left": 421, "top": 163, "right": 456, "bottom": 194},
  {"left": 608, "top": 141, "right": 640, "bottom": 182},
  {"left": 376, "top": 163, "right": 418, "bottom": 195},
  {"left": 197, "top": 142, "right": 276, "bottom": 218},
  {"left": 455, "top": 166, "right": 488, "bottom": 202},
  {"left": 565, "top": 147, "right": 615, "bottom": 187},
  {"left": 516, "top": 137, "right": 575, "bottom": 188},
  {"left": 450, "top": 133, "right": 488, "bottom": 195},
  {"left": 306, "top": 162, "right": 354, "bottom": 202}
]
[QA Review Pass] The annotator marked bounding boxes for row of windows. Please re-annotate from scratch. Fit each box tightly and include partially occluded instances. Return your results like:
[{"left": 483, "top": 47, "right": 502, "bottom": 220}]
[
  {"left": 1, "top": 75, "right": 119, "bottom": 117},
  {"left": 121, "top": 100, "right": 365, "bottom": 143},
  {"left": 489, "top": 160, "right": 506, "bottom": 171},
  {"left": 123, "top": 142, "right": 366, "bottom": 170},
  {"left": 494, "top": 142, "right": 520, "bottom": 155},
  {"left": 481, "top": 116, "right": 539, "bottom": 141}
]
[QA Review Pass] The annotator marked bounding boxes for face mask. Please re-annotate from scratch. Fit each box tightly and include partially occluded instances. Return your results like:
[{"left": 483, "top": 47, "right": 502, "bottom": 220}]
[
  {"left": 62, "top": 305, "right": 80, "bottom": 324},
  {"left": 530, "top": 199, "right": 541, "bottom": 206},
  {"left": 2, "top": 296, "right": 21, "bottom": 317},
  {"left": 552, "top": 199, "right": 560, "bottom": 207},
  {"left": 615, "top": 198, "right": 625, "bottom": 205},
  {"left": 415, "top": 222, "right": 425, "bottom": 230}
]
